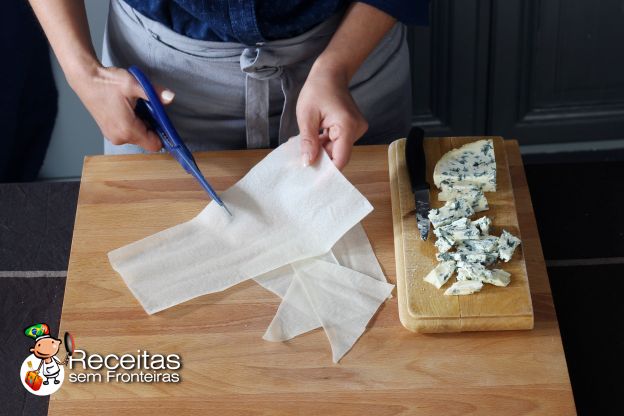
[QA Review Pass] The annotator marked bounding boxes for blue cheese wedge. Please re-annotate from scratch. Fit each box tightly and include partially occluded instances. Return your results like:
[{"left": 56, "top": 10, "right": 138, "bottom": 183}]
[
  {"left": 498, "top": 229, "right": 521, "bottom": 262},
  {"left": 423, "top": 260, "right": 456, "bottom": 289},
  {"left": 444, "top": 280, "right": 483, "bottom": 296},
  {"left": 438, "top": 183, "right": 483, "bottom": 196},
  {"left": 485, "top": 269, "right": 511, "bottom": 287},
  {"left": 433, "top": 139, "right": 497, "bottom": 192},
  {"left": 438, "top": 185, "right": 489, "bottom": 213},
  {"left": 473, "top": 216, "right": 492, "bottom": 236},
  {"left": 428, "top": 198, "right": 475, "bottom": 228}
]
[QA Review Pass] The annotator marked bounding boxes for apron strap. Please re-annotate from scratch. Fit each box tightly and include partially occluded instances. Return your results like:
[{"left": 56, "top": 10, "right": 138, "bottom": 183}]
[
  {"left": 239, "top": 12, "right": 343, "bottom": 148},
  {"left": 244, "top": 76, "right": 270, "bottom": 148},
  {"left": 240, "top": 46, "right": 316, "bottom": 148},
  {"left": 240, "top": 46, "right": 282, "bottom": 149},
  {"left": 279, "top": 69, "right": 307, "bottom": 145}
]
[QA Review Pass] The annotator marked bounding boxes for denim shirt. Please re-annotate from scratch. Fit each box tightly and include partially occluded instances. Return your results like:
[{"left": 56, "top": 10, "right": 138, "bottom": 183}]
[{"left": 122, "top": 0, "right": 430, "bottom": 45}]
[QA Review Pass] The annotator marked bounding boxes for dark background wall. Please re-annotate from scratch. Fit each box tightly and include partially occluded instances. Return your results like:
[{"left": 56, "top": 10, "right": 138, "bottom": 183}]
[{"left": 408, "top": 0, "right": 624, "bottom": 145}]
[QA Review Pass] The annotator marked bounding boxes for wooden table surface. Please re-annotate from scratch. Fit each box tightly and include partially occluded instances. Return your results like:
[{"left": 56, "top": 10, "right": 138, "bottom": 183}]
[{"left": 51, "top": 141, "right": 576, "bottom": 415}]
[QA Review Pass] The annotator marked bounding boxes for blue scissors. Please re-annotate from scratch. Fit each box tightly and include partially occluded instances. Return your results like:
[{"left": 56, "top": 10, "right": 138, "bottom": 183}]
[{"left": 128, "top": 65, "right": 232, "bottom": 216}]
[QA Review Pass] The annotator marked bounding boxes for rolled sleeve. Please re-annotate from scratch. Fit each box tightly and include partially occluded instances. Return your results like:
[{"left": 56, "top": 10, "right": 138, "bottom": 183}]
[{"left": 356, "top": 0, "right": 431, "bottom": 26}]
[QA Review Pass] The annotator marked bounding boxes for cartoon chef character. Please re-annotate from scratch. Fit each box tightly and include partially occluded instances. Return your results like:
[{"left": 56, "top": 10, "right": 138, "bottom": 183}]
[{"left": 24, "top": 323, "right": 66, "bottom": 385}]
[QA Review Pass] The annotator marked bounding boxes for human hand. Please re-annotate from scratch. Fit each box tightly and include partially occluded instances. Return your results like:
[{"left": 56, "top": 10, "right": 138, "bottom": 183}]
[
  {"left": 296, "top": 63, "right": 368, "bottom": 170},
  {"left": 69, "top": 65, "right": 174, "bottom": 152}
]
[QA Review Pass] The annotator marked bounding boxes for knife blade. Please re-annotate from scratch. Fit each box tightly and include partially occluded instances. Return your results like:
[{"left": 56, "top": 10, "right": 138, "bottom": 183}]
[{"left": 405, "top": 127, "right": 430, "bottom": 240}]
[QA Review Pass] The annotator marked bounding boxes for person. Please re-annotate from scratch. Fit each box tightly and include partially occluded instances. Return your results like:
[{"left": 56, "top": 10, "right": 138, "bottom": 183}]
[{"left": 28, "top": 1, "right": 428, "bottom": 169}]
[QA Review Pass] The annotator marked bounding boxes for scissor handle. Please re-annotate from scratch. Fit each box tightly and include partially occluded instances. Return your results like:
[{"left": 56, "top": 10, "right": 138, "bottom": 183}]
[
  {"left": 134, "top": 99, "right": 175, "bottom": 151},
  {"left": 127, "top": 66, "right": 225, "bottom": 206},
  {"left": 128, "top": 66, "right": 178, "bottom": 144},
  {"left": 128, "top": 66, "right": 196, "bottom": 173}
]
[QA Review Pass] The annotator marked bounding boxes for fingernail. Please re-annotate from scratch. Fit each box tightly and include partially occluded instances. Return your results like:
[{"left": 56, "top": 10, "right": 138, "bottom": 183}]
[
  {"left": 302, "top": 152, "right": 310, "bottom": 167},
  {"left": 161, "top": 89, "right": 175, "bottom": 102}
]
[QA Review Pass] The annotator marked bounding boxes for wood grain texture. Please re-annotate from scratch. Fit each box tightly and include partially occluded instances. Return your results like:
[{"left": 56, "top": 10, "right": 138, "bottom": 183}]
[
  {"left": 389, "top": 137, "right": 534, "bottom": 333},
  {"left": 50, "top": 143, "right": 575, "bottom": 415}
]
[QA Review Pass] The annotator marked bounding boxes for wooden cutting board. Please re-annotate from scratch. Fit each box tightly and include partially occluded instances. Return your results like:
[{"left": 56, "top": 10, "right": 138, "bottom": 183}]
[
  {"left": 389, "top": 137, "right": 534, "bottom": 333},
  {"left": 50, "top": 142, "right": 575, "bottom": 415}
]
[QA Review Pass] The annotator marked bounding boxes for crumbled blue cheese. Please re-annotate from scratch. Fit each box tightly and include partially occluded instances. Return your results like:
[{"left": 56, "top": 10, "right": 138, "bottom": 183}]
[
  {"left": 456, "top": 236, "right": 499, "bottom": 254},
  {"left": 482, "top": 253, "right": 500, "bottom": 266},
  {"left": 434, "top": 218, "right": 481, "bottom": 242},
  {"left": 435, "top": 252, "right": 453, "bottom": 262},
  {"left": 473, "top": 216, "right": 492, "bottom": 236},
  {"left": 433, "top": 139, "right": 497, "bottom": 192},
  {"left": 434, "top": 234, "right": 454, "bottom": 253},
  {"left": 423, "top": 260, "right": 456, "bottom": 289},
  {"left": 437, "top": 251, "right": 492, "bottom": 264},
  {"left": 485, "top": 269, "right": 511, "bottom": 287},
  {"left": 456, "top": 262, "right": 492, "bottom": 282},
  {"left": 428, "top": 198, "right": 475, "bottom": 228},
  {"left": 438, "top": 185, "right": 489, "bottom": 212},
  {"left": 426, "top": 141, "right": 519, "bottom": 296},
  {"left": 444, "top": 280, "right": 483, "bottom": 296},
  {"left": 498, "top": 229, "right": 521, "bottom": 262}
]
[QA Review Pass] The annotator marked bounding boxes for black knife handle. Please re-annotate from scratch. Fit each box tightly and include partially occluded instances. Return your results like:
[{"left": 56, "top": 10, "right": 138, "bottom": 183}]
[{"left": 405, "top": 127, "right": 429, "bottom": 191}]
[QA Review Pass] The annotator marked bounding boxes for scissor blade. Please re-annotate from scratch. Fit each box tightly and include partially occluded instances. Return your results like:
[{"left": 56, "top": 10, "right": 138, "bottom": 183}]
[
  {"left": 221, "top": 203, "right": 233, "bottom": 217},
  {"left": 414, "top": 189, "right": 430, "bottom": 240}
]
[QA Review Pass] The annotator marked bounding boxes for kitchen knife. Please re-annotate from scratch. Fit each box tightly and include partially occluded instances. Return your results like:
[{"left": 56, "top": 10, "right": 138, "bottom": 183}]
[{"left": 405, "top": 127, "right": 430, "bottom": 240}]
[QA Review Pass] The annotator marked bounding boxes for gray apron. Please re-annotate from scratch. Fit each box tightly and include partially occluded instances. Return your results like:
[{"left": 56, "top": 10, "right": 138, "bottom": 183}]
[{"left": 102, "top": 0, "right": 412, "bottom": 154}]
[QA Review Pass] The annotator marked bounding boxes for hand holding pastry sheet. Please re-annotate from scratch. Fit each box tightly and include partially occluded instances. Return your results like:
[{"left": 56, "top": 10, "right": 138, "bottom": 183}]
[{"left": 108, "top": 136, "right": 394, "bottom": 363}]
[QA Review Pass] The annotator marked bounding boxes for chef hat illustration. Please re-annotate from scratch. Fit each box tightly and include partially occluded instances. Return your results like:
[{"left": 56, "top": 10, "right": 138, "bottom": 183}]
[{"left": 24, "top": 323, "right": 51, "bottom": 341}]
